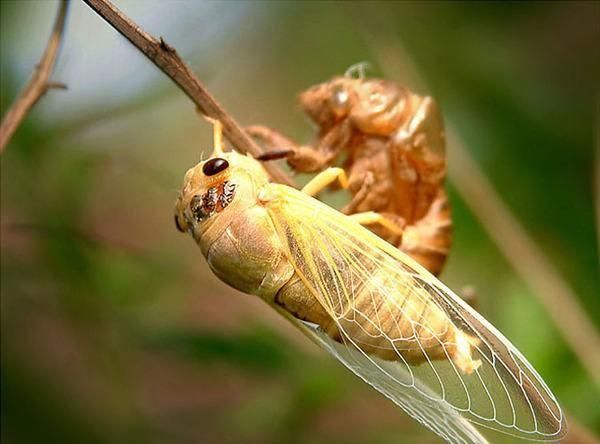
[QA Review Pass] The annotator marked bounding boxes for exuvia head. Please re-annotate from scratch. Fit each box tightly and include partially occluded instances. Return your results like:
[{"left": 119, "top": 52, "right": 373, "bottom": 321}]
[
  {"left": 174, "top": 119, "right": 269, "bottom": 234},
  {"left": 299, "top": 77, "right": 360, "bottom": 126},
  {"left": 298, "top": 65, "right": 372, "bottom": 125},
  {"left": 298, "top": 74, "right": 410, "bottom": 137}
]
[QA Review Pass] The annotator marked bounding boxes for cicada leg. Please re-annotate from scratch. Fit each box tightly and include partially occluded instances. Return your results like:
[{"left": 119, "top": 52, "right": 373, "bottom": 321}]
[
  {"left": 301, "top": 167, "right": 349, "bottom": 196},
  {"left": 347, "top": 211, "right": 405, "bottom": 237},
  {"left": 248, "top": 125, "right": 331, "bottom": 172},
  {"left": 341, "top": 171, "right": 374, "bottom": 215},
  {"left": 248, "top": 123, "right": 352, "bottom": 173},
  {"left": 246, "top": 125, "right": 298, "bottom": 153},
  {"left": 302, "top": 168, "right": 405, "bottom": 238},
  {"left": 201, "top": 114, "right": 225, "bottom": 155}
]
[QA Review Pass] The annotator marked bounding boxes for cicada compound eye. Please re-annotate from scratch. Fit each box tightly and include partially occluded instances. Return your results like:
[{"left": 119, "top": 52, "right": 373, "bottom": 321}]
[
  {"left": 330, "top": 85, "right": 350, "bottom": 111},
  {"left": 203, "top": 158, "right": 229, "bottom": 176},
  {"left": 328, "top": 83, "right": 353, "bottom": 119}
]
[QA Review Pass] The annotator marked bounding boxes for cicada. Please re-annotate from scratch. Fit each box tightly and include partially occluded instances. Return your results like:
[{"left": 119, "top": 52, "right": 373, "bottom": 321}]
[
  {"left": 248, "top": 75, "right": 450, "bottom": 276},
  {"left": 174, "top": 121, "right": 566, "bottom": 444}
]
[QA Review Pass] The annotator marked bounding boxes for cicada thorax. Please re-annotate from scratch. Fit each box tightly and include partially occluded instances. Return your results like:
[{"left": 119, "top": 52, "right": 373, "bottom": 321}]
[
  {"left": 388, "top": 95, "right": 447, "bottom": 223},
  {"left": 339, "top": 121, "right": 450, "bottom": 276},
  {"left": 200, "top": 202, "right": 295, "bottom": 298}
]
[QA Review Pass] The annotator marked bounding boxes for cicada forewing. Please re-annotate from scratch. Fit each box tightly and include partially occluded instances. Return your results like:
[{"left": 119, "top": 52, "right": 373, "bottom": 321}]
[{"left": 265, "top": 184, "right": 566, "bottom": 444}]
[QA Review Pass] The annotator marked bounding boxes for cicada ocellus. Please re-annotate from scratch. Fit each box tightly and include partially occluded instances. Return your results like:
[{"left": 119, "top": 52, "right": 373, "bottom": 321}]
[{"left": 174, "top": 120, "right": 566, "bottom": 444}]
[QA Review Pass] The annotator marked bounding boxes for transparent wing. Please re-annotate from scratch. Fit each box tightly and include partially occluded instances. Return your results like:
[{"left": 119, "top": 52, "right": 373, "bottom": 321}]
[
  {"left": 276, "top": 308, "right": 489, "bottom": 444},
  {"left": 265, "top": 184, "right": 566, "bottom": 443}
]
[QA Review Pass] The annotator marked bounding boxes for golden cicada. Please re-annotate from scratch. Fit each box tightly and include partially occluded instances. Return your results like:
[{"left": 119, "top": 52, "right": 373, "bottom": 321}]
[{"left": 174, "top": 121, "right": 566, "bottom": 444}]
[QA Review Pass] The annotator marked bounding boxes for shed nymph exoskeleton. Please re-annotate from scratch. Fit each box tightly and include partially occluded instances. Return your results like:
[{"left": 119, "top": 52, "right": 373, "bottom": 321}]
[
  {"left": 174, "top": 120, "right": 566, "bottom": 444},
  {"left": 248, "top": 74, "right": 450, "bottom": 276}
]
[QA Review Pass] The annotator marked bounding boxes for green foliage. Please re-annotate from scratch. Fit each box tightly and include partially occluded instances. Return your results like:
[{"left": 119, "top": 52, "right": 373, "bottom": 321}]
[{"left": 140, "top": 326, "right": 294, "bottom": 374}]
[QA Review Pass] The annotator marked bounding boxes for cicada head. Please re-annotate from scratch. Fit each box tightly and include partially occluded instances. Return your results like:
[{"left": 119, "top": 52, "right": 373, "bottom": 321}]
[
  {"left": 299, "top": 75, "right": 412, "bottom": 137},
  {"left": 174, "top": 122, "right": 269, "bottom": 236},
  {"left": 299, "top": 76, "right": 360, "bottom": 127}
]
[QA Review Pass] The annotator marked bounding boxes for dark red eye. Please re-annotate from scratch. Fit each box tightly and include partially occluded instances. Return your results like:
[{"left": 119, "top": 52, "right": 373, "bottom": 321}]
[{"left": 203, "top": 158, "right": 229, "bottom": 176}]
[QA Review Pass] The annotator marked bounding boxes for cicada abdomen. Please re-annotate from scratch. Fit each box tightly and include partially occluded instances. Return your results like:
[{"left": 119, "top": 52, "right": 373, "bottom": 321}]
[{"left": 272, "top": 198, "right": 479, "bottom": 375}]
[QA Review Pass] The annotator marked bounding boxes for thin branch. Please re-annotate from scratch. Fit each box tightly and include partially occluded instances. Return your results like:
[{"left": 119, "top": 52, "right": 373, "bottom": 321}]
[
  {"left": 0, "top": 0, "right": 70, "bottom": 152},
  {"left": 81, "top": 0, "right": 293, "bottom": 187},
  {"left": 359, "top": 22, "right": 600, "bottom": 387}
]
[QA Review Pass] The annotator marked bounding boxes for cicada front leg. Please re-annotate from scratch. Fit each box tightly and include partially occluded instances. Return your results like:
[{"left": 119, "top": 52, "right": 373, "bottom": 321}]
[
  {"left": 248, "top": 125, "right": 330, "bottom": 172},
  {"left": 248, "top": 122, "right": 352, "bottom": 173},
  {"left": 246, "top": 125, "right": 298, "bottom": 153}
]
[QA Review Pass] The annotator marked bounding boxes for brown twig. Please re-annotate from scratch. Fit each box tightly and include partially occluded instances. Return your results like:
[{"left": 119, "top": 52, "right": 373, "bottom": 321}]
[
  {"left": 81, "top": 0, "right": 293, "bottom": 187},
  {"left": 0, "top": 0, "right": 70, "bottom": 152},
  {"left": 562, "top": 417, "right": 600, "bottom": 444},
  {"left": 448, "top": 132, "right": 600, "bottom": 385},
  {"left": 359, "top": 22, "right": 600, "bottom": 387}
]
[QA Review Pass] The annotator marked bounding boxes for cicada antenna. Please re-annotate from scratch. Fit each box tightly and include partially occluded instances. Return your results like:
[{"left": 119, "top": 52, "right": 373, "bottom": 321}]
[{"left": 345, "top": 62, "right": 372, "bottom": 79}]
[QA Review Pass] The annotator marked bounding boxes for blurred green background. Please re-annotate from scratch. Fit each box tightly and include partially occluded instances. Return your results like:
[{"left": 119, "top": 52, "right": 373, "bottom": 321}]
[{"left": 1, "top": 1, "right": 599, "bottom": 443}]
